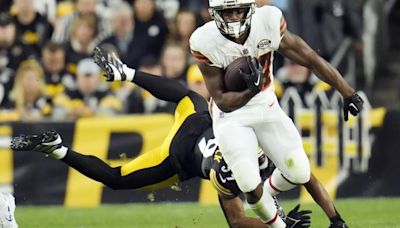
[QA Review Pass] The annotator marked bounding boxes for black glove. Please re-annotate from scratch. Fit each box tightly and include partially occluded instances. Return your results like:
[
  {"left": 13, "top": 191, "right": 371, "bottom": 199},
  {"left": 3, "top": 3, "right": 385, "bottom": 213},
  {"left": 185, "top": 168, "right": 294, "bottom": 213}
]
[
  {"left": 329, "top": 216, "right": 348, "bottom": 228},
  {"left": 329, "top": 220, "right": 348, "bottom": 228},
  {"left": 285, "top": 204, "right": 312, "bottom": 228},
  {"left": 239, "top": 56, "right": 263, "bottom": 94},
  {"left": 343, "top": 92, "right": 363, "bottom": 121}
]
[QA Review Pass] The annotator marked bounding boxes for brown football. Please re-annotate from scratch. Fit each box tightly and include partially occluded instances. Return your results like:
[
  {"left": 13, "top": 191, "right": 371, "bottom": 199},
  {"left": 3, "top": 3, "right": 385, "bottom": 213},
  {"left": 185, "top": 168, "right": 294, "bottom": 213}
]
[{"left": 224, "top": 56, "right": 251, "bottom": 92}]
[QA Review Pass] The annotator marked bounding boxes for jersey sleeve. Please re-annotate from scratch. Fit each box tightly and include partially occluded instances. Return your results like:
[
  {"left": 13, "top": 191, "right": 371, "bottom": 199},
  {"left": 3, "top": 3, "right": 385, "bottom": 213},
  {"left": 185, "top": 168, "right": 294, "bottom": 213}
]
[
  {"left": 189, "top": 26, "right": 223, "bottom": 68},
  {"left": 257, "top": 6, "right": 286, "bottom": 50},
  {"left": 191, "top": 50, "right": 213, "bottom": 65}
]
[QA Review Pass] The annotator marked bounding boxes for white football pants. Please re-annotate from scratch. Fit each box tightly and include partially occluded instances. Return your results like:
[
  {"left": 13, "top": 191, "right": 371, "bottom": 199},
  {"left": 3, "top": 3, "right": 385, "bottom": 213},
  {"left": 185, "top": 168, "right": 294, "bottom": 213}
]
[
  {"left": 212, "top": 92, "right": 310, "bottom": 193},
  {"left": 0, "top": 192, "right": 18, "bottom": 228}
]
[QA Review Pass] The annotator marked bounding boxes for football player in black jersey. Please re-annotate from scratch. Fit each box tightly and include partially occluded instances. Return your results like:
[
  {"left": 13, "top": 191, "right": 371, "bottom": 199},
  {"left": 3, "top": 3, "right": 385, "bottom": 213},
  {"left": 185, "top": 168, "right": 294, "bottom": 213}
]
[{"left": 11, "top": 47, "right": 346, "bottom": 228}]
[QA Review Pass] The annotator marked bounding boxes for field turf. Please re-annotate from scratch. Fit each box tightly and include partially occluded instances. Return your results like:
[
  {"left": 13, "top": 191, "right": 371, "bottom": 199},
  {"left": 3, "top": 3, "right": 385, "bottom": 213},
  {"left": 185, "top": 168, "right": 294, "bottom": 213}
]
[{"left": 16, "top": 198, "right": 400, "bottom": 227}]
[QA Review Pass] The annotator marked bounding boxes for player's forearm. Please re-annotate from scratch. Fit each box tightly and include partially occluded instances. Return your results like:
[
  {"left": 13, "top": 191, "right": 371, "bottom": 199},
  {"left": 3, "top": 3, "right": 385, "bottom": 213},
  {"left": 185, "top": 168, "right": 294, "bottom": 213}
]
[
  {"left": 219, "top": 195, "right": 268, "bottom": 228},
  {"left": 214, "top": 90, "right": 256, "bottom": 112},
  {"left": 280, "top": 33, "right": 354, "bottom": 98},
  {"left": 132, "top": 70, "right": 189, "bottom": 103},
  {"left": 307, "top": 52, "right": 354, "bottom": 98}
]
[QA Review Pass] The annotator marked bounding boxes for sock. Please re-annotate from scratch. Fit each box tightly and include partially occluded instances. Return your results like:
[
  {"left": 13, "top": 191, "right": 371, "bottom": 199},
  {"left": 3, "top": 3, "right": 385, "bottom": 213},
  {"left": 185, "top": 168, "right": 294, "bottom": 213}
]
[
  {"left": 264, "top": 169, "right": 297, "bottom": 196},
  {"left": 249, "top": 191, "right": 286, "bottom": 227},
  {"left": 49, "top": 146, "right": 68, "bottom": 160},
  {"left": 122, "top": 64, "right": 136, "bottom": 81}
]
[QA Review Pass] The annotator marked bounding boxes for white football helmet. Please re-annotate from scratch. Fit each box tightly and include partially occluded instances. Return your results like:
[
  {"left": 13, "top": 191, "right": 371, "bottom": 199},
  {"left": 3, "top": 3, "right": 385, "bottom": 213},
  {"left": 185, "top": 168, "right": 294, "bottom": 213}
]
[{"left": 208, "top": 0, "right": 256, "bottom": 38}]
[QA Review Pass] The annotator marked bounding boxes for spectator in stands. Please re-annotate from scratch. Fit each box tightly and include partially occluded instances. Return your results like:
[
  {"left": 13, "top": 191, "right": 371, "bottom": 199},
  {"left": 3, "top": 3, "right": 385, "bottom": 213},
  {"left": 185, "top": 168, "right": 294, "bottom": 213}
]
[
  {"left": 12, "top": 0, "right": 53, "bottom": 56},
  {"left": 160, "top": 42, "right": 188, "bottom": 84},
  {"left": 9, "top": 59, "right": 52, "bottom": 120},
  {"left": 0, "top": 0, "right": 12, "bottom": 13},
  {"left": 137, "top": 56, "right": 175, "bottom": 113},
  {"left": 179, "top": 0, "right": 210, "bottom": 22},
  {"left": 53, "top": 58, "right": 122, "bottom": 119},
  {"left": 99, "top": 41, "right": 145, "bottom": 114},
  {"left": 287, "top": 0, "right": 363, "bottom": 59},
  {"left": 101, "top": 2, "right": 138, "bottom": 67},
  {"left": 65, "top": 14, "right": 98, "bottom": 75},
  {"left": 0, "top": 13, "right": 34, "bottom": 71},
  {"left": 132, "top": 0, "right": 168, "bottom": 66},
  {"left": 170, "top": 9, "right": 198, "bottom": 51},
  {"left": 275, "top": 61, "right": 316, "bottom": 107},
  {"left": 0, "top": 53, "right": 14, "bottom": 109},
  {"left": 41, "top": 41, "right": 75, "bottom": 97},
  {"left": 155, "top": 0, "right": 179, "bottom": 20},
  {"left": 186, "top": 64, "right": 209, "bottom": 100},
  {"left": 34, "top": 0, "right": 57, "bottom": 24},
  {"left": 178, "top": 0, "right": 204, "bottom": 11},
  {"left": 52, "top": 0, "right": 111, "bottom": 44}
]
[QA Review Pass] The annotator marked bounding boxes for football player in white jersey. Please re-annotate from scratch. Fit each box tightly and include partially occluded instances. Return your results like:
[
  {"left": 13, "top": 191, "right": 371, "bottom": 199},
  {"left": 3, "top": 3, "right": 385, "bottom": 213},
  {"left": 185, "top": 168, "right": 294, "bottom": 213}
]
[{"left": 190, "top": 0, "right": 363, "bottom": 227}]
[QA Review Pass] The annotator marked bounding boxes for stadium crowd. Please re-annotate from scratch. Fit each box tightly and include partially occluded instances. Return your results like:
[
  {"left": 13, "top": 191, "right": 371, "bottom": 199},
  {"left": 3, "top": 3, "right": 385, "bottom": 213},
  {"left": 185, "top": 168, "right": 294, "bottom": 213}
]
[{"left": 0, "top": 0, "right": 367, "bottom": 121}]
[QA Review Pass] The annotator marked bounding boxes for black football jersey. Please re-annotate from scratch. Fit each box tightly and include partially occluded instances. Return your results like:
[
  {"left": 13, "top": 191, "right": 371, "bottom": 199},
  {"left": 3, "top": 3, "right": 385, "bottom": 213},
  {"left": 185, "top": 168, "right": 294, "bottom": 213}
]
[{"left": 209, "top": 150, "right": 242, "bottom": 198}]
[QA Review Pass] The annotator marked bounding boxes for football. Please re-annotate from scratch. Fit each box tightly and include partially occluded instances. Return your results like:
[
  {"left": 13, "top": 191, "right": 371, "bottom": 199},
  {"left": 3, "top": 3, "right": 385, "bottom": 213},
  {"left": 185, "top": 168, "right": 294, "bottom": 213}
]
[{"left": 224, "top": 56, "right": 251, "bottom": 92}]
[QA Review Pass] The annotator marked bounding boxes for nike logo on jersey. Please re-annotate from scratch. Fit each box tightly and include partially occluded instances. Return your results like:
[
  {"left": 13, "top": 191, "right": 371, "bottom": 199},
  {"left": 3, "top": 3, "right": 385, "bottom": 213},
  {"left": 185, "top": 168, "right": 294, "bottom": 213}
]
[
  {"left": 219, "top": 173, "right": 235, "bottom": 183},
  {"left": 268, "top": 101, "right": 275, "bottom": 107}
]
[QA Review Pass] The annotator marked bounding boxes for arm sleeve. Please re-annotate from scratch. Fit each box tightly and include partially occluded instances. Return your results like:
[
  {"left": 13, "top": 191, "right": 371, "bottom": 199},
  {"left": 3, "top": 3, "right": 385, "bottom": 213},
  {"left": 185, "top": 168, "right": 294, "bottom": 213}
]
[{"left": 132, "top": 71, "right": 190, "bottom": 103}]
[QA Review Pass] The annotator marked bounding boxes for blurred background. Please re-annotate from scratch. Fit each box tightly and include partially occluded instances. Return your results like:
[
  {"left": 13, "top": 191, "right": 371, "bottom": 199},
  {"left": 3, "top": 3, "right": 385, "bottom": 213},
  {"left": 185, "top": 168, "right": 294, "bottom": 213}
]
[{"left": 0, "top": 0, "right": 400, "bottom": 224}]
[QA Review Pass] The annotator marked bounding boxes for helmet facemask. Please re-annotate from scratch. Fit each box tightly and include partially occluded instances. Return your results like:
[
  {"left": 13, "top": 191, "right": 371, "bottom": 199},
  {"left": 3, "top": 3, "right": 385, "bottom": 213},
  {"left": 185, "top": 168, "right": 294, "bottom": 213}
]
[{"left": 209, "top": 3, "right": 255, "bottom": 38}]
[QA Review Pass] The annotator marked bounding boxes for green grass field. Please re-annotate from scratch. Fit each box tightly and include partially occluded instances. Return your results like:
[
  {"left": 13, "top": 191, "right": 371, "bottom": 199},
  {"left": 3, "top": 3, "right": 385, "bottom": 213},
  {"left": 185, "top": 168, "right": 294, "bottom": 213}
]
[{"left": 16, "top": 198, "right": 400, "bottom": 228}]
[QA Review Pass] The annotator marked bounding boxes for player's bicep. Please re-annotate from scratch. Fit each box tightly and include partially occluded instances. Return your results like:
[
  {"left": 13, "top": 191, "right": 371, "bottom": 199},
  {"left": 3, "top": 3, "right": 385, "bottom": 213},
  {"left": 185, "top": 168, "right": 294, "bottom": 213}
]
[{"left": 278, "top": 30, "right": 316, "bottom": 68}]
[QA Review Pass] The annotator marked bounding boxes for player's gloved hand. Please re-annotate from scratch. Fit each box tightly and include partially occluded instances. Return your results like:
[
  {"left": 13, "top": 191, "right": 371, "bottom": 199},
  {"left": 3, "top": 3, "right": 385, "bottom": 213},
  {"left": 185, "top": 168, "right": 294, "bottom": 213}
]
[
  {"left": 343, "top": 92, "right": 364, "bottom": 121},
  {"left": 239, "top": 56, "right": 263, "bottom": 94},
  {"left": 285, "top": 204, "right": 311, "bottom": 228},
  {"left": 329, "top": 218, "right": 348, "bottom": 228},
  {"left": 93, "top": 46, "right": 135, "bottom": 82}
]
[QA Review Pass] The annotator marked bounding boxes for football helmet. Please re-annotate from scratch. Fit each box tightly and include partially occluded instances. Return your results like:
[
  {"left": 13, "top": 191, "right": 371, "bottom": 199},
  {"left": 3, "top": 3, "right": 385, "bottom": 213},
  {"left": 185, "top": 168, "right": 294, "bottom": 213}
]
[{"left": 208, "top": 0, "right": 255, "bottom": 38}]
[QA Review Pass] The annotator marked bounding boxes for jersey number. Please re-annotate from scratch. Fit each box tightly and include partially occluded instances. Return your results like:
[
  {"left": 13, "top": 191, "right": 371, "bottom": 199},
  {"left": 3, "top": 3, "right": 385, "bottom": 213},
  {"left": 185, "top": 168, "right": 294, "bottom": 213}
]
[
  {"left": 219, "top": 165, "right": 235, "bottom": 183},
  {"left": 259, "top": 52, "right": 273, "bottom": 91}
]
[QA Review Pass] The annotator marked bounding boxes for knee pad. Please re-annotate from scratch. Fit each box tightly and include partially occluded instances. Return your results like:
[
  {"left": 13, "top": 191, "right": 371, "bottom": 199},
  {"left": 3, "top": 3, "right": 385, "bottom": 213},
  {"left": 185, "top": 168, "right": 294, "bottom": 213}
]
[
  {"left": 230, "top": 160, "right": 261, "bottom": 193},
  {"left": 283, "top": 151, "right": 311, "bottom": 184}
]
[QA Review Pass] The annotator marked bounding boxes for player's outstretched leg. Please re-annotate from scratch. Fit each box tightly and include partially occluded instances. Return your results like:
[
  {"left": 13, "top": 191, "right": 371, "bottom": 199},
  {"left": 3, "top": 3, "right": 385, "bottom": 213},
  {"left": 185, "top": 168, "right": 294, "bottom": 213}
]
[
  {"left": 11, "top": 130, "right": 67, "bottom": 159},
  {"left": 11, "top": 130, "right": 177, "bottom": 190}
]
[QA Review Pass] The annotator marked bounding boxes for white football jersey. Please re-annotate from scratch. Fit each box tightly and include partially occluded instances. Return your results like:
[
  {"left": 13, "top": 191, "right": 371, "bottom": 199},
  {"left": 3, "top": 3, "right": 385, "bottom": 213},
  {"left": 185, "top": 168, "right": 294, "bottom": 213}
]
[{"left": 190, "top": 5, "right": 287, "bottom": 107}]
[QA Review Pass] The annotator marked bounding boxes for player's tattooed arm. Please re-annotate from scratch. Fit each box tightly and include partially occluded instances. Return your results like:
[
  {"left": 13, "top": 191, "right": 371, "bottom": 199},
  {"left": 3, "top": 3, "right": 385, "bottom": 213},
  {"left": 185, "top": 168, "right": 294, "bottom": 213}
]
[
  {"left": 278, "top": 30, "right": 354, "bottom": 98},
  {"left": 198, "top": 62, "right": 257, "bottom": 113},
  {"left": 218, "top": 195, "right": 268, "bottom": 228}
]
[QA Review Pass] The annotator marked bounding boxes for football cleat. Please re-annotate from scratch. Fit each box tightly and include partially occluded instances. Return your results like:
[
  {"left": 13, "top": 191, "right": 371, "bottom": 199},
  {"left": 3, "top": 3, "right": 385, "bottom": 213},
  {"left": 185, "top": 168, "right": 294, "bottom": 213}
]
[
  {"left": 11, "top": 130, "right": 62, "bottom": 154},
  {"left": 93, "top": 46, "right": 128, "bottom": 81},
  {"left": 272, "top": 196, "right": 286, "bottom": 220}
]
